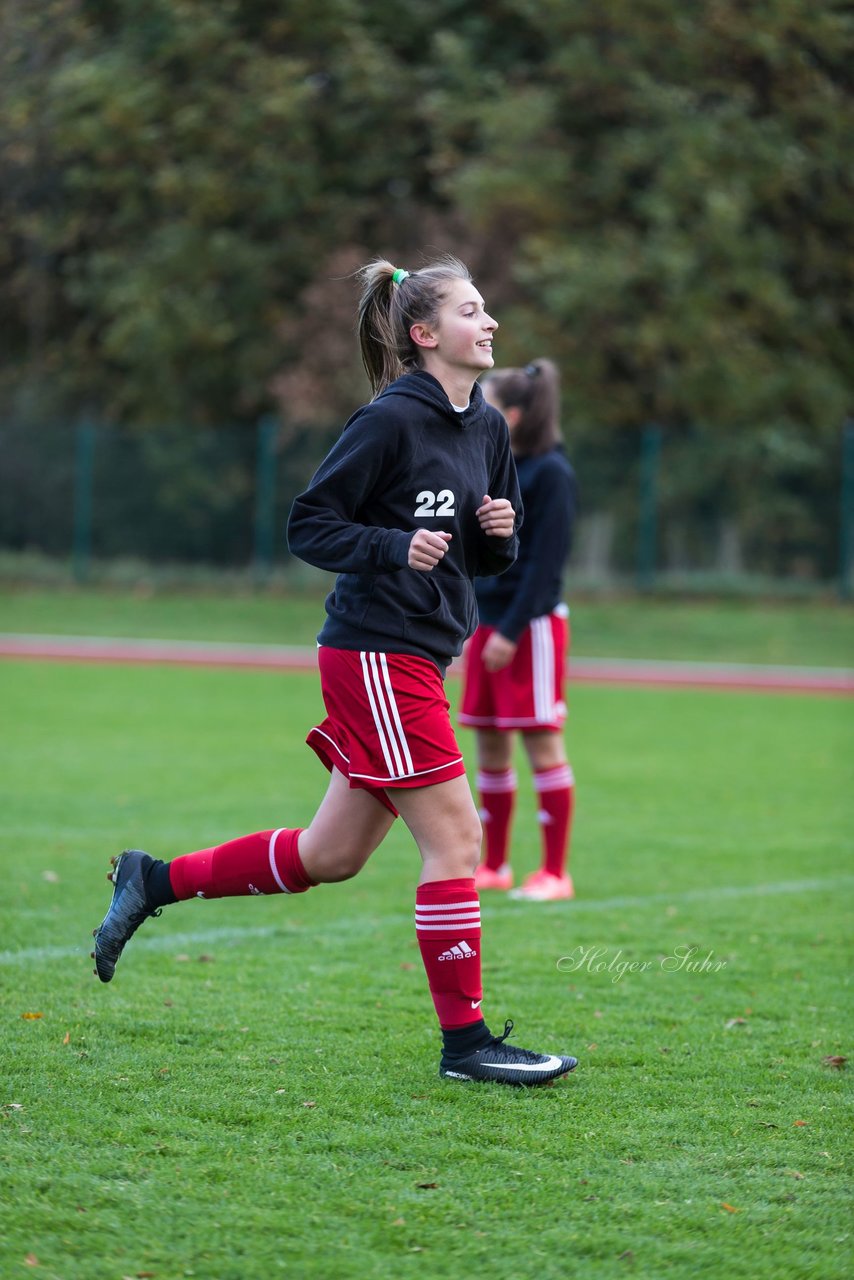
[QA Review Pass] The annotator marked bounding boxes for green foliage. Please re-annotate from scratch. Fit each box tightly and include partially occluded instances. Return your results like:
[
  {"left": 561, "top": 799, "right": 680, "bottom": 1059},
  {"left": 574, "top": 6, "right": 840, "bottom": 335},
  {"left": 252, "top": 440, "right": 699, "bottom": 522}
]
[
  {"left": 0, "top": 0, "right": 851, "bottom": 571},
  {"left": 436, "top": 1, "right": 853, "bottom": 436}
]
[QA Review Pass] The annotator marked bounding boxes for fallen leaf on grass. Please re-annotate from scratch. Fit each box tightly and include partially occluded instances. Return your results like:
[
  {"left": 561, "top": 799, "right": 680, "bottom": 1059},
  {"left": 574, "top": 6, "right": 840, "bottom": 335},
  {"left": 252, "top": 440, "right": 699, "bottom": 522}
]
[
  {"left": 62, "top": 1031, "right": 71, "bottom": 1045},
  {"left": 399, "top": 962, "right": 415, "bottom": 970},
  {"left": 391, "top": 1218, "right": 406, "bottom": 1227},
  {"left": 793, "top": 1120, "right": 808, "bottom": 1127},
  {"left": 822, "top": 1055, "right": 846, "bottom": 1069},
  {"left": 618, "top": 1250, "right": 634, "bottom": 1263},
  {"left": 197, "top": 954, "right": 214, "bottom": 963},
  {"left": 4, "top": 1103, "right": 24, "bottom": 1112},
  {"left": 416, "top": 1183, "right": 438, "bottom": 1190},
  {"left": 175, "top": 954, "right": 190, "bottom": 963},
  {"left": 302, "top": 1100, "right": 317, "bottom": 1108},
  {"left": 758, "top": 1121, "right": 779, "bottom": 1128},
  {"left": 42, "top": 870, "right": 60, "bottom": 883},
  {"left": 21, "top": 1012, "right": 43, "bottom": 1020},
  {"left": 724, "top": 1017, "right": 747, "bottom": 1029},
  {"left": 721, "top": 1203, "right": 741, "bottom": 1213},
  {"left": 25, "top": 1255, "right": 39, "bottom": 1267},
  {"left": 784, "top": 1170, "right": 805, "bottom": 1180}
]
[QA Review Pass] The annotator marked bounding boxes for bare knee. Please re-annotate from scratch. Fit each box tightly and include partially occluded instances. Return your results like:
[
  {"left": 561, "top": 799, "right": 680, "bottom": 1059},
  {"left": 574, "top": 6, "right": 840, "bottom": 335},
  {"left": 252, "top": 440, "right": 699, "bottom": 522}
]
[
  {"left": 298, "top": 830, "right": 373, "bottom": 884},
  {"left": 421, "top": 810, "right": 482, "bottom": 881}
]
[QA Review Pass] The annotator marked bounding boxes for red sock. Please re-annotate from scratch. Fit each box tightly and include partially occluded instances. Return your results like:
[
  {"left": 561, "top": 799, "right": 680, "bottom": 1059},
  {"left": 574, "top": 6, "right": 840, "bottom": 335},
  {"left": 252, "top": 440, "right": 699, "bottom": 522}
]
[
  {"left": 416, "top": 878, "right": 484, "bottom": 1028},
  {"left": 168, "top": 828, "right": 314, "bottom": 900},
  {"left": 477, "top": 768, "right": 516, "bottom": 870},
  {"left": 534, "top": 765, "right": 575, "bottom": 878}
]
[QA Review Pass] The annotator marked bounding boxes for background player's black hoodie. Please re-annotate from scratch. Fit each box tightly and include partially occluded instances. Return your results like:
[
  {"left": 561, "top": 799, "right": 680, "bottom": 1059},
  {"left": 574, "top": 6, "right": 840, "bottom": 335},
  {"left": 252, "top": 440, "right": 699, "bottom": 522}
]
[
  {"left": 288, "top": 370, "right": 521, "bottom": 674},
  {"left": 474, "top": 445, "right": 577, "bottom": 643}
]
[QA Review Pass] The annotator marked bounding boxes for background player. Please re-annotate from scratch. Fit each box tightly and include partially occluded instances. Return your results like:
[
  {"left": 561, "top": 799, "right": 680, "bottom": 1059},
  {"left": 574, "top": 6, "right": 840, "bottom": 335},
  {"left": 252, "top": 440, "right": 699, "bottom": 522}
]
[{"left": 459, "top": 359, "right": 579, "bottom": 901}]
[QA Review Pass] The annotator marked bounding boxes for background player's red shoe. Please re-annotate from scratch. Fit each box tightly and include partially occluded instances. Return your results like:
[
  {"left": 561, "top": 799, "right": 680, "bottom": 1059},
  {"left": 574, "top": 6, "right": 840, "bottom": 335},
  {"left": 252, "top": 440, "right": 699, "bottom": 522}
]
[
  {"left": 509, "top": 869, "right": 574, "bottom": 901},
  {"left": 474, "top": 863, "right": 513, "bottom": 891}
]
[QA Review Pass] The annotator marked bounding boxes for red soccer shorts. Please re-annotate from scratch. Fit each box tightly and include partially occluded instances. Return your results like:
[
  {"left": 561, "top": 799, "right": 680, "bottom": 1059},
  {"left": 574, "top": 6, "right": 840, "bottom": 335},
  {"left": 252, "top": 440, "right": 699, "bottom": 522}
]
[
  {"left": 459, "top": 607, "right": 569, "bottom": 731},
  {"left": 307, "top": 647, "right": 468, "bottom": 815}
]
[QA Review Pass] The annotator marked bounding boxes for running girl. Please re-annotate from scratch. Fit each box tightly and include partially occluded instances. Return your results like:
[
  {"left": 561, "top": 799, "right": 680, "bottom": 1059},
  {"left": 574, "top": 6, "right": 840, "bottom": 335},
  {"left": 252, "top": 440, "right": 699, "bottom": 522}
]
[{"left": 92, "top": 257, "right": 578, "bottom": 1087}]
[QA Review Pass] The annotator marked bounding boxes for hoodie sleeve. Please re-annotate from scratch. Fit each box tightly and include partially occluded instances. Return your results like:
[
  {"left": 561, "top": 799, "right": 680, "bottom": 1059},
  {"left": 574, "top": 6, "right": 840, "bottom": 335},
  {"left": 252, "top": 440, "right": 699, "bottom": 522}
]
[
  {"left": 494, "top": 457, "right": 577, "bottom": 643},
  {"left": 475, "top": 415, "right": 523, "bottom": 577},
  {"left": 287, "top": 410, "right": 413, "bottom": 574}
]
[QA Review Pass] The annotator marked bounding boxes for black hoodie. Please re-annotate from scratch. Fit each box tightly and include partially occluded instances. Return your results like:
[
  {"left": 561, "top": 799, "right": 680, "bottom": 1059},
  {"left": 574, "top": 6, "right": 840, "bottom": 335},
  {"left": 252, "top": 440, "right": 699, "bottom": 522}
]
[
  {"left": 474, "top": 445, "right": 577, "bottom": 643},
  {"left": 287, "top": 370, "right": 522, "bottom": 674}
]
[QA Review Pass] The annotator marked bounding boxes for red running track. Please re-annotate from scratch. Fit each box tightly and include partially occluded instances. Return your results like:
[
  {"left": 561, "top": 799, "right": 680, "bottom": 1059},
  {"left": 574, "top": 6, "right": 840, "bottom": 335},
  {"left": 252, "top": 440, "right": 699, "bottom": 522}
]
[{"left": 1, "top": 633, "right": 851, "bottom": 695}]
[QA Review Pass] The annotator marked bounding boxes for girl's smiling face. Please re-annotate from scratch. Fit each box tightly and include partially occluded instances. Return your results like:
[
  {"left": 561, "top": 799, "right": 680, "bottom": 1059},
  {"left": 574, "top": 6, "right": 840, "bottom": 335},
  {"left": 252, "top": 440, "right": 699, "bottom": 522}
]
[{"left": 410, "top": 278, "right": 499, "bottom": 395}]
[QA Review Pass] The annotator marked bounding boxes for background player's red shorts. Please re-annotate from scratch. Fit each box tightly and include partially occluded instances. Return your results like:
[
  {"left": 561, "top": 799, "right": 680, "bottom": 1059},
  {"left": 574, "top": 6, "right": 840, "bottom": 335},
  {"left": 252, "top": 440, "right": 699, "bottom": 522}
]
[
  {"left": 459, "top": 607, "right": 569, "bottom": 731},
  {"left": 307, "top": 647, "right": 468, "bottom": 816}
]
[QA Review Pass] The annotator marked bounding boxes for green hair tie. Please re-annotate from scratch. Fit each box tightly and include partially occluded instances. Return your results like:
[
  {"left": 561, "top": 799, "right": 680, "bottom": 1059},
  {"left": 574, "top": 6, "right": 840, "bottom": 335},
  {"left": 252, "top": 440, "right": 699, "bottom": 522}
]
[{"left": 391, "top": 268, "right": 410, "bottom": 285}]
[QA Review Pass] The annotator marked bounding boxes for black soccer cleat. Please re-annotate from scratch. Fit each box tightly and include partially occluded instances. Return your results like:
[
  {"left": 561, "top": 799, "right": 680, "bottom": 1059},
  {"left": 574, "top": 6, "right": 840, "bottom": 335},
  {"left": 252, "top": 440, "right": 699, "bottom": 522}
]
[
  {"left": 439, "top": 1019, "right": 578, "bottom": 1087},
  {"left": 91, "top": 849, "right": 161, "bottom": 983}
]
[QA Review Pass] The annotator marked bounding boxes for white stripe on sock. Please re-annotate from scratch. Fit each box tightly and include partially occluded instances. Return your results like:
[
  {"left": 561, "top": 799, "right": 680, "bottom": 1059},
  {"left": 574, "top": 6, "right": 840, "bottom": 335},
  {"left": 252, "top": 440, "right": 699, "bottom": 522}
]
[
  {"left": 534, "top": 765, "right": 574, "bottom": 793},
  {"left": 416, "top": 914, "right": 481, "bottom": 929},
  {"left": 268, "top": 828, "right": 292, "bottom": 894},
  {"left": 415, "top": 899, "right": 479, "bottom": 912},
  {"left": 477, "top": 769, "right": 517, "bottom": 794}
]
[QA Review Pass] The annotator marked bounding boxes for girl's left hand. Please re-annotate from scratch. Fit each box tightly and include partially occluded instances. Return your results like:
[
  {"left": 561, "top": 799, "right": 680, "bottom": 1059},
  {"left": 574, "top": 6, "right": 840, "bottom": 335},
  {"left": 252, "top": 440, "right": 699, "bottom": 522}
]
[{"left": 476, "top": 495, "right": 515, "bottom": 539}]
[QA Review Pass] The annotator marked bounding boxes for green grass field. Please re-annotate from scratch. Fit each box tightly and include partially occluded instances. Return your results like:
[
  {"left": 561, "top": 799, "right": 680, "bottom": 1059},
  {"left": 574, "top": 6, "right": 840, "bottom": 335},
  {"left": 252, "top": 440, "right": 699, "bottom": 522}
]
[{"left": 1, "top": 594, "right": 852, "bottom": 1279}]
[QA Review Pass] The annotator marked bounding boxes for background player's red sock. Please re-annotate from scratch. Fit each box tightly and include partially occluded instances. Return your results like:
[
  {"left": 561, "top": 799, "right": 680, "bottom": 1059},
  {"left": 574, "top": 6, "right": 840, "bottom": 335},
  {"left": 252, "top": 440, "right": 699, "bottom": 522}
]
[
  {"left": 168, "top": 828, "right": 313, "bottom": 900},
  {"left": 534, "top": 764, "right": 575, "bottom": 877},
  {"left": 477, "top": 768, "right": 516, "bottom": 870},
  {"left": 416, "top": 878, "right": 484, "bottom": 1028}
]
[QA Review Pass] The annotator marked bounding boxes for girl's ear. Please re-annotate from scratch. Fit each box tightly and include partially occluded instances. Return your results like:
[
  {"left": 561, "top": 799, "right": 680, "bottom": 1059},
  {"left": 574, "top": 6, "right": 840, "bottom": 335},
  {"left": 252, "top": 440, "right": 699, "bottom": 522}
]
[
  {"left": 503, "top": 406, "right": 523, "bottom": 430},
  {"left": 410, "top": 322, "right": 438, "bottom": 350}
]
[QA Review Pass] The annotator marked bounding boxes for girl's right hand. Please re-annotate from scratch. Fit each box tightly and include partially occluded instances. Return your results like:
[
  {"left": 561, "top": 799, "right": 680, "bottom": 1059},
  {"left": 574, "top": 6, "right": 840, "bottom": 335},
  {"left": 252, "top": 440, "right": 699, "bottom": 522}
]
[{"left": 408, "top": 529, "right": 452, "bottom": 571}]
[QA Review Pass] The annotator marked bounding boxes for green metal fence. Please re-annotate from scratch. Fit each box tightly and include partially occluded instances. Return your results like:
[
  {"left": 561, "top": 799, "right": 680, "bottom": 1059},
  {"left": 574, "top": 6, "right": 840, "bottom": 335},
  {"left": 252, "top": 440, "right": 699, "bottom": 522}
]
[{"left": 0, "top": 417, "right": 850, "bottom": 596}]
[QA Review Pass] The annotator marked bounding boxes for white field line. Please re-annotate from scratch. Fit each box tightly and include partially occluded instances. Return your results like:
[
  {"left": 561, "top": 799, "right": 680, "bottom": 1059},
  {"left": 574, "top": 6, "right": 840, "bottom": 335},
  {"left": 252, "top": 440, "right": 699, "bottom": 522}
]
[{"left": 1, "top": 875, "right": 852, "bottom": 969}]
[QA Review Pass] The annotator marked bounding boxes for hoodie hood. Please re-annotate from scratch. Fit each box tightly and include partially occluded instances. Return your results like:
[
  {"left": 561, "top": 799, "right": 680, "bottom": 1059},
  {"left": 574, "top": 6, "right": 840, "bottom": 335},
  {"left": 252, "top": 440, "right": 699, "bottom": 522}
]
[{"left": 375, "top": 369, "right": 487, "bottom": 430}]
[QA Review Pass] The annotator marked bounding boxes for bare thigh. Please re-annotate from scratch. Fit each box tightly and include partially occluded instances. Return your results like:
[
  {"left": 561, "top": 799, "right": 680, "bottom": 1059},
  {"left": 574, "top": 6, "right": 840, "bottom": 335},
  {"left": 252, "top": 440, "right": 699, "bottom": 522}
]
[
  {"left": 522, "top": 729, "right": 567, "bottom": 771},
  {"left": 394, "top": 775, "right": 483, "bottom": 885},
  {"left": 476, "top": 726, "right": 514, "bottom": 771},
  {"left": 298, "top": 768, "right": 396, "bottom": 883}
]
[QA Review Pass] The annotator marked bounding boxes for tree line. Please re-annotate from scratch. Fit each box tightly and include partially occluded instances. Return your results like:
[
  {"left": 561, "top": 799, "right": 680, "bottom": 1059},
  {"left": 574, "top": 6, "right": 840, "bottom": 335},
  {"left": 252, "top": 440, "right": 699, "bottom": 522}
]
[{"left": 1, "top": 0, "right": 851, "bottom": 577}]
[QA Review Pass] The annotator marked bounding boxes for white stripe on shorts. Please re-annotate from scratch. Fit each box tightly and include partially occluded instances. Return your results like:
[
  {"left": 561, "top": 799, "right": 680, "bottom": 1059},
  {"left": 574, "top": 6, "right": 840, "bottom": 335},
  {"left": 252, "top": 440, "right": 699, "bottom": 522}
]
[
  {"left": 531, "top": 615, "right": 556, "bottom": 723},
  {"left": 360, "top": 651, "right": 415, "bottom": 778}
]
